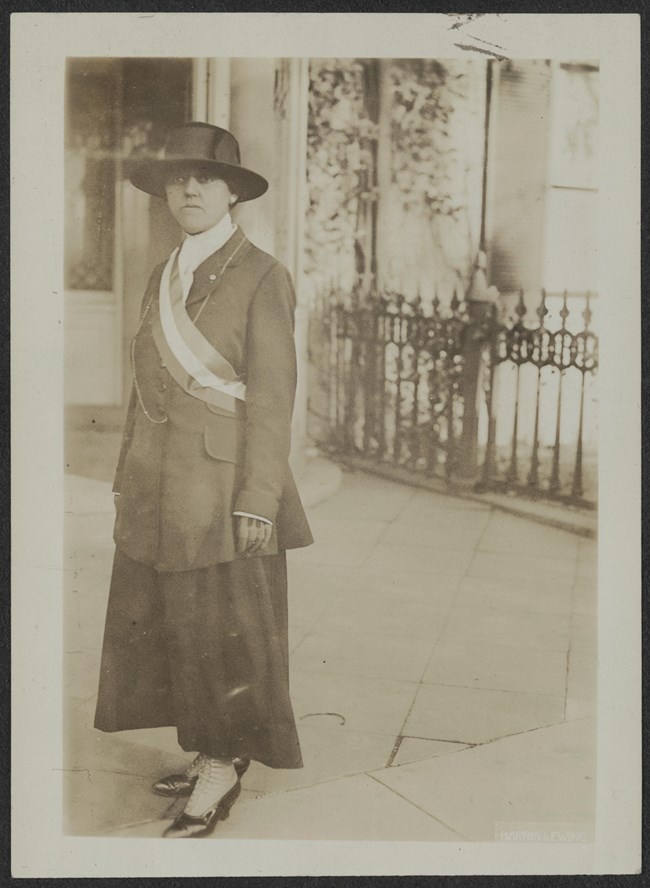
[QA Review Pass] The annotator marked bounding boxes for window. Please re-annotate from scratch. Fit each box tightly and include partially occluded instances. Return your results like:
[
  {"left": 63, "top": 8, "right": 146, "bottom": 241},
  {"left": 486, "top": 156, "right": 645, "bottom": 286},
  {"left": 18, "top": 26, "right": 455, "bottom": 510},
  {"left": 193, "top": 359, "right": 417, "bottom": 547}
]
[
  {"left": 65, "top": 58, "right": 193, "bottom": 293},
  {"left": 543, "top": 62, "right": 599, "bottom": 293}
]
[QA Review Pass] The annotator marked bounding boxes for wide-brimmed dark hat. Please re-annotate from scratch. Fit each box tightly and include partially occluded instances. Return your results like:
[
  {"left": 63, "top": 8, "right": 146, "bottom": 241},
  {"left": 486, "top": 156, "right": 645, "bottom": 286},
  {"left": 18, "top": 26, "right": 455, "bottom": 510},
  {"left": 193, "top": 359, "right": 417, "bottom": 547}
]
[{"left": 130, "top": 122, "right": 269, "bottom": 202}]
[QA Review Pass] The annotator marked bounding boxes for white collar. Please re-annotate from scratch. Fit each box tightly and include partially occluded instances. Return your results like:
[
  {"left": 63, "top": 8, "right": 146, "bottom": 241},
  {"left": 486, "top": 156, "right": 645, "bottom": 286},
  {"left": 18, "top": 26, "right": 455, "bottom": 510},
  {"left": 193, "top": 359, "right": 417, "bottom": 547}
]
[{"left": 177, "top": 213, "right": 237, "bottom": 277}]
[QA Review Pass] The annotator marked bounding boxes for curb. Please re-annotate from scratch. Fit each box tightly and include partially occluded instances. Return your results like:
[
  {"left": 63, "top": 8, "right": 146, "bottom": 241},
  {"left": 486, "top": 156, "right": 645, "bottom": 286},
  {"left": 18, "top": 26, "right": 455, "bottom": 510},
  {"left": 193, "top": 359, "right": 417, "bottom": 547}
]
[{"left": 337, "top": 457, "right": 596, "bottom": 539}]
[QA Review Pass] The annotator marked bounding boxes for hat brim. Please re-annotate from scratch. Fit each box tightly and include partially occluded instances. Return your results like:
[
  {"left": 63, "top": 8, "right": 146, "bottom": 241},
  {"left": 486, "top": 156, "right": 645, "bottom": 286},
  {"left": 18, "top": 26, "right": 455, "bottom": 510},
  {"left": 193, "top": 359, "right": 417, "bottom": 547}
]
[{"left": 130, "top": 158, "right": 269, "bottom": 202}]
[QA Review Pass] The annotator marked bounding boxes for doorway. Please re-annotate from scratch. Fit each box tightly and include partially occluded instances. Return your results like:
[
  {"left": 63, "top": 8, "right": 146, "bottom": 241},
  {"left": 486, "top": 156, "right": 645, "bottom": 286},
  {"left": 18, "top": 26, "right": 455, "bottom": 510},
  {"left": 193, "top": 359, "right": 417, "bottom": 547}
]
[{"left": 64, "top": 57, "right": 193, "bottom": 419}]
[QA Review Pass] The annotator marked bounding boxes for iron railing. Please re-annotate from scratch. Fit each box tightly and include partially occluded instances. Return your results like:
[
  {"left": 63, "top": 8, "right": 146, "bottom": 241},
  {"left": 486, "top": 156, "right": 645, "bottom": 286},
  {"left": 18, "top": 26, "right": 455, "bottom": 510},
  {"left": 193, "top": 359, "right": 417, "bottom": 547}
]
[{"left": 308, "top": 285, "right": 599, "bottom": 507}]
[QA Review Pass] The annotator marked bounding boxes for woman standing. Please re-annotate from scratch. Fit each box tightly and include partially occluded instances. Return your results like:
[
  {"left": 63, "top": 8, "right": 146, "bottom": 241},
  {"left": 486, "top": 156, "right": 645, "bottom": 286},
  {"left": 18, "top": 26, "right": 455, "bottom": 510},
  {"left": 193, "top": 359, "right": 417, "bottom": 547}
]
[{"left": 94, "top": 123, "right": 313, "bottom": 838}]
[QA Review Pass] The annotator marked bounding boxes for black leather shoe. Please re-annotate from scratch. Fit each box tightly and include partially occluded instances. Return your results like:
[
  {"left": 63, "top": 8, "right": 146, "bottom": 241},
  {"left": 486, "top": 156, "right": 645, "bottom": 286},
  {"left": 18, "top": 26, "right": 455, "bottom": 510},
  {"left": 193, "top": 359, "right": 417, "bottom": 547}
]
[
  {"left": 163, "top": 778, "right": 241, "bottom": 838},
  {"left": 152, "top": 756, "right": 250, "bottom": 797},
  {"left": 151, "top": 772, "right": 196, "bottom": 797}
]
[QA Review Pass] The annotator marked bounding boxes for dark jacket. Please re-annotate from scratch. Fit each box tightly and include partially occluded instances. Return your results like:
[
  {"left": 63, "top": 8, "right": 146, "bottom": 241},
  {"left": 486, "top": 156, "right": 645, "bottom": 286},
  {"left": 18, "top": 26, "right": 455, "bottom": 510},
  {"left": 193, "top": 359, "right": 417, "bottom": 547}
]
[{"left": 112, "top": 227, "right": 313, "bottom": 572}]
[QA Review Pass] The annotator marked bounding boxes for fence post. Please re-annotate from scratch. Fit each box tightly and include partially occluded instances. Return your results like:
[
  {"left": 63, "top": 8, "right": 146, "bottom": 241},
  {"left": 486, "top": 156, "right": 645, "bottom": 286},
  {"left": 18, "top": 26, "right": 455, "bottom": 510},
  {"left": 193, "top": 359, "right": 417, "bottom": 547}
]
[
  {"left": 456, "top": 301, "right": 489, "bottom": 480},
  {"left": 456, "top": 254, "right": 499, "bottom": 481}
]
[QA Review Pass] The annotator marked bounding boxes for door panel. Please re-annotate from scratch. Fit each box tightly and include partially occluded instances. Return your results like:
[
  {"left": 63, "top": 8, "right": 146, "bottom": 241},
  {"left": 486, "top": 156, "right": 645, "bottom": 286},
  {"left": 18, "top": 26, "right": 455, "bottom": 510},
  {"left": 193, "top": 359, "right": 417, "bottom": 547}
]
[{"left": 65, "top": 57, "right": 192, "bottom": 411}]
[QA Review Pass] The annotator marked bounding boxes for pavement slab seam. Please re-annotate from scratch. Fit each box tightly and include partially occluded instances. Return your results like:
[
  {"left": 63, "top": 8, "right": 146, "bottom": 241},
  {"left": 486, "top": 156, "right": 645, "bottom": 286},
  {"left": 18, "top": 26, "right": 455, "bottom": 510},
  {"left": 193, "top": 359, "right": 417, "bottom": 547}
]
[
  {"left": 461, "top": 716, "right": 577, "bottom": 750},
  {"left": 292, "top": 622, "right": 444, "bottom": 647},
  {"left": 385, "top": 543, "right": 486, "bottom": 747},
  {"left": 390, "top": 486, "right": 490, "bottom": 525},
  {"left": 105, "top": 817, "right": 168, "bottom": 835},
  {"left": 464, "top": 503, "right": 495, "bottom": 557},
  {"left": 163, "top": 798, "right": 180, "bottom": 819},
  {"left": 60, "top": 765, "right": 167, "bottom": 781},
  {"left": 373, "top": 490, "right": 440, "bottom": 546},
  {"left": 383, "top": 584, "right": 469, "bottom": 755},
  {"left": 385, "top": 735, "right": 403, "bottom": 768},
  {"left": 65, "top": 691, "right": 99, "bottom": 706},
  {"left": 288, "top": 626, "right": 311, "bottom": 653},
  {"left": 365, "top": 772, "right": 470, "bottom": 841},
  {"left": 243, "top": 767, "right": 396, "bottom": 799},
  {"left": 369, "top": 718, "right": 596, "bottom": 842},
  {"left": 386, "top": 735, "right": 475, "bottom": 768},
  {"left": 60, "top": 767, "right": 93, "bottom": 781},
  {"left": 293, "top": 722, "right": 411, "bottom": 741},
  {"left": 65, "top": 510, "right": 114, "bottom": 517},
  {"left": 403, "top": 686, "right": 569, "bottom": 745},
  {"left": 293, "top": 672, "right": 421, "bottom": 691},
  {"left": 399, "top": 734, "right": 478, "bottom": 748},
  {"left": 71, "top": 571, "right": 113, "bottom": 593},
  {"left": 242, "top": 764, "right": 407, "bottom": 798},
  {"left": 418, "top": 679, "right": 573, "bottom": 700}
]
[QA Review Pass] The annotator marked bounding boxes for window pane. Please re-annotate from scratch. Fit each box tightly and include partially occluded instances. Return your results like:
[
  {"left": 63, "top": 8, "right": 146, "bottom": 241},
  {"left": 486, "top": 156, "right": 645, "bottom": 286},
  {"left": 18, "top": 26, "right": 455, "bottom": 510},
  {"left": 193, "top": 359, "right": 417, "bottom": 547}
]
[
  {"left": 548, "top": 64, "right": 599, "bottom": 189},
  {"left": 65, "top": 58, "right": 193, "bottom": 292},
  {"left": 65, "top": 59, "right": 117, "bottom": 291}
]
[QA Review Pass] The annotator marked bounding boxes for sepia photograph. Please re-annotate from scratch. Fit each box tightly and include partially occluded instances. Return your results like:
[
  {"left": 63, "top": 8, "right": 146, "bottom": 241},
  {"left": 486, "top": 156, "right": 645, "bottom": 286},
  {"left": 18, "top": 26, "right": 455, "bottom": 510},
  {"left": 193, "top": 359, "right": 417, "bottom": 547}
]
[{"left": 11, "top": 11, "right": 641, "bottom": 878}]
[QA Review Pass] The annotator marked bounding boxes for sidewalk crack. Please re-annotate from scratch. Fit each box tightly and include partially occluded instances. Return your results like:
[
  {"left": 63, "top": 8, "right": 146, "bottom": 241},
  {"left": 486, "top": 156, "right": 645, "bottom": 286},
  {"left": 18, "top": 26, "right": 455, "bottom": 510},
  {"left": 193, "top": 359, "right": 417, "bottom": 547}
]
[
  {"left": 366, "top": 772, "right": 469, "bottom": 840},
  {"left": 385, "top": 735, "right": 404, "bottom": 768}
]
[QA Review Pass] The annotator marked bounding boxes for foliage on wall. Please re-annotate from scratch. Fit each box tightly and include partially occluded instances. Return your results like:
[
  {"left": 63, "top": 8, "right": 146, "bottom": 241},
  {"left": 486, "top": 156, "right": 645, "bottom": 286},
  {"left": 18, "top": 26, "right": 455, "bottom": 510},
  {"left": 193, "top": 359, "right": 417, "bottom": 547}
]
[
  {"left": 305, "top": 58, "right": 485, "bottom": 304},
  {"left": 383, "top": 58, "right": 483, "bottom": 303},
  {"left": 389, "top": 59, "right": 465, "bottom": 220},
  {"left": 305, "top": 59, "right": 377, "bottom": 290}
]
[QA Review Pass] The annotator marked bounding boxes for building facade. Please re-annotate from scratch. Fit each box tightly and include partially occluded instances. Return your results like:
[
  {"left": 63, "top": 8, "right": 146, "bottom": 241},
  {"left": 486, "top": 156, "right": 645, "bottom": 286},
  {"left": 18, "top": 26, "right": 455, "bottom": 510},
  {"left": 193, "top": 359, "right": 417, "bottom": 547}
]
[{"left": 65, "top": 57, "right": 599, "bottom": 488}]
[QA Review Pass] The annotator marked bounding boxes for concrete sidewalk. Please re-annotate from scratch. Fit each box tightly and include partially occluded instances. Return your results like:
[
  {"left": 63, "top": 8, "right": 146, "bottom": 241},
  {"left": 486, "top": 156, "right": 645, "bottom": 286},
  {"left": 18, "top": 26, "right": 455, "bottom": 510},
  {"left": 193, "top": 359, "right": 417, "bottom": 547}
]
[{"left": 63, "top": 461, "right": 597, "bottom": 842}]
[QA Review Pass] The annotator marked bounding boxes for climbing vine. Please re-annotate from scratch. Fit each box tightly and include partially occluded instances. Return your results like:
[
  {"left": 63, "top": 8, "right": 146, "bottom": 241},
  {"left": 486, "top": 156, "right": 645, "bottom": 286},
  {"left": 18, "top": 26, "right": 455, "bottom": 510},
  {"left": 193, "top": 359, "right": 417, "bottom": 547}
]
[
  {"left": 304, "top": 58, "right": 479, "bottom": 301},
  {"left": 304, "top": 59, "right": 377, "bottom": 288},
  {"left": 389, "top": 59, "right": 465, "bottom": 219}
]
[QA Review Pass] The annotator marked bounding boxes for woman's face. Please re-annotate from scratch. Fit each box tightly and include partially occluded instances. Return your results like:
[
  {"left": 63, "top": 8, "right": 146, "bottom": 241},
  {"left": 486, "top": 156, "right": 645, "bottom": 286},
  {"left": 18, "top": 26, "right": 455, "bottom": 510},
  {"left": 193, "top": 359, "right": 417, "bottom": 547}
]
[{"left": 165, "top": 166, "right": 237, "bottom": 235}]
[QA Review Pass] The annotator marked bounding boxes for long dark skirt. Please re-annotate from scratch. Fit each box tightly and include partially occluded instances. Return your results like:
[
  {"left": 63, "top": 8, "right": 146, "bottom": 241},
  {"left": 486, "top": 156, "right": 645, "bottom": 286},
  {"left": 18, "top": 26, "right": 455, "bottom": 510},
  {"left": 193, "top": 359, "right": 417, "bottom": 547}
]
[{"left": 94, "top": 548, "right": 303, "bottom": 770}]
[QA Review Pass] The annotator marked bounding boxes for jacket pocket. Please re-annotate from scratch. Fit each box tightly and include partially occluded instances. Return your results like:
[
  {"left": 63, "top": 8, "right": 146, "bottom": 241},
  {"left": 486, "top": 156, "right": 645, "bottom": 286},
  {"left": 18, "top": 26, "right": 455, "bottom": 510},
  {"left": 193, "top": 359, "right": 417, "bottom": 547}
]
[
  {"left": 205, "top": 401, "right": 238, "bottom": 418},
  {"left": 203, "top": 415, "right": 244, "bottom": 465}
]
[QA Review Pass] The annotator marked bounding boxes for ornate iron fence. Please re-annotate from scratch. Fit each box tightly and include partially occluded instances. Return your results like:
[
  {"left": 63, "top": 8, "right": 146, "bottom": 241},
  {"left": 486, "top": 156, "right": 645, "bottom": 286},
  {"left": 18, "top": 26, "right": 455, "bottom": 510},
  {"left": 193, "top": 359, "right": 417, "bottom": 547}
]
[{"left": 308, "top": 285, "right": 599, "bottom": 508}]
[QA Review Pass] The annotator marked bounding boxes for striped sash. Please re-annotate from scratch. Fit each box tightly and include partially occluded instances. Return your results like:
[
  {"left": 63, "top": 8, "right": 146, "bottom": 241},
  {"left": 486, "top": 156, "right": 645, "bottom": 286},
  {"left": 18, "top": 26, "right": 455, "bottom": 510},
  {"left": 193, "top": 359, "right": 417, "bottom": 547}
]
[{"left": 151, "top": 248, "right": 246, "bottom": 416}]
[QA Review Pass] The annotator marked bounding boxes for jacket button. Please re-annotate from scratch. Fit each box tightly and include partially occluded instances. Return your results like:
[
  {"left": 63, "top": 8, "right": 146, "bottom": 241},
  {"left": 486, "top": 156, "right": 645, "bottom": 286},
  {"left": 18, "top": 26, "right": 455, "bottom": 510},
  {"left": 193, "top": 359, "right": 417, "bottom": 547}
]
[
  {"left": 159, "top": 383, "right": 167, "bottom": 392},
  {"left": 160, "top": 362, "right": 166, "bottom": 369}
]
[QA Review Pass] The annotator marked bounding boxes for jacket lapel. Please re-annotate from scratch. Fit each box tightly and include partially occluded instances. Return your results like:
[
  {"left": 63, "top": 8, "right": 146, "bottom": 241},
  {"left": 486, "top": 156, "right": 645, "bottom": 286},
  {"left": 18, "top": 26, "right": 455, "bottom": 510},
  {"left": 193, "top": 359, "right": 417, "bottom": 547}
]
[{"left": 185, "top": 228, "right": 250, "bottom": 307}]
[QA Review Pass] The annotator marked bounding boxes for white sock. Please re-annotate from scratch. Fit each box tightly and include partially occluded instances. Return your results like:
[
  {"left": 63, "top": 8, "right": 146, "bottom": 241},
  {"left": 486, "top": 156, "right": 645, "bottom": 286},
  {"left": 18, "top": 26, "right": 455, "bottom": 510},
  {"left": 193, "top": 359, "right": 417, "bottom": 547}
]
[
  {"left": 183, "top": 757, "right": 237, "bottom": 817},
  {"left": 184, "top": 753, "right": 210, "bottom": 778}
]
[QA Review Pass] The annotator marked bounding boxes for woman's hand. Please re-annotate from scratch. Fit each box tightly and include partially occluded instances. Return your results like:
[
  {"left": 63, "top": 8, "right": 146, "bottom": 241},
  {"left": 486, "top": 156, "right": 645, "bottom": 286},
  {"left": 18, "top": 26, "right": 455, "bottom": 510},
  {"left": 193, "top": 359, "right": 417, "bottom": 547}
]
[{"left": 236, "top": 515, "right": 273, "bottom": 556}]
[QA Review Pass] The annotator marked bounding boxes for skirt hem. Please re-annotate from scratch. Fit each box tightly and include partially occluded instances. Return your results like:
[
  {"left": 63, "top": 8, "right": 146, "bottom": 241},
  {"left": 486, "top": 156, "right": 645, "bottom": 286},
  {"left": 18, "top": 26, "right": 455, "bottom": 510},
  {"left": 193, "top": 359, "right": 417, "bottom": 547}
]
[{"left": 93, "top": 722, "right": 304, "bottom": 770}]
